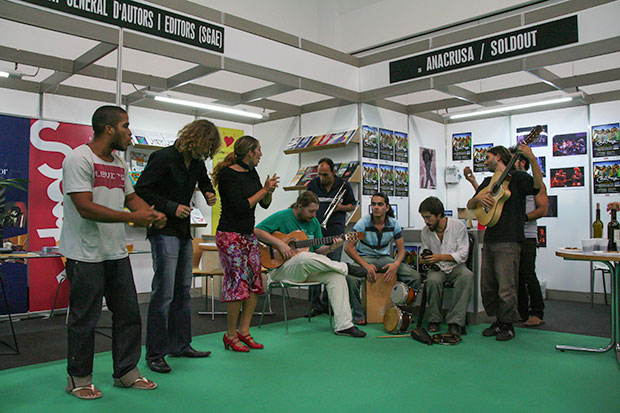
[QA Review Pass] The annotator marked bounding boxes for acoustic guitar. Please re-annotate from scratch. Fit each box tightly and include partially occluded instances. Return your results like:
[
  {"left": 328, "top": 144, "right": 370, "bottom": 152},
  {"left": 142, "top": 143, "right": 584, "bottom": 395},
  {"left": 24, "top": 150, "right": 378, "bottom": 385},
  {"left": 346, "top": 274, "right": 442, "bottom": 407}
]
[
  {"left": 260, "top": 230, "right": 364, "bottom": 269},
  {"left": 473, "top": 125, "right": 543, "bottom": 227}
]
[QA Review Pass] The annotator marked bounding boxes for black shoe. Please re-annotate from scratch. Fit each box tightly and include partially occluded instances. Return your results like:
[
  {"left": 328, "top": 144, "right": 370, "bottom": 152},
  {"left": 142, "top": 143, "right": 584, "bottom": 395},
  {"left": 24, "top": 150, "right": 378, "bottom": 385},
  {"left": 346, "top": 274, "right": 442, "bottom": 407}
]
[
  {"left": 448, "top": 323, "right": 461, "bottom": 337},
  {"left": 482, "top": 321, "right": 501, "bottom": 337},
  {"left": 346, "top": 263, "right": 368, "bottom": 278},
  {"left": 304, "top": 307, "right": 325, "bottom": 318},
  {"left": 496, "top": 323, "right": 515, "bottom": 341},
  {"left": 170, "top": 346, "right": 211, "bottom": 358},
  {"left": 335, "top": 326, "right": 367, "bottom": 337},
  {"left": 427, "top": 322, "right": 440, "bottom": 333},
  {"left": 147, "top": 358, "right": 172, "bottom": 373}
]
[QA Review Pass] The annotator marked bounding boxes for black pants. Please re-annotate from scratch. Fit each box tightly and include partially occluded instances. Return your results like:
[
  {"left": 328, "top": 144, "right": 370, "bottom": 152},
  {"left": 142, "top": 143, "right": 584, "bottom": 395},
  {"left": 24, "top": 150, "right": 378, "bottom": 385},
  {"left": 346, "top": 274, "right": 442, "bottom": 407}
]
[
  {"left": 309, "top": 246, "right": 342, "bottom": 310},
  {"left": 517, "top": 238, "right": 545, "bottom": 320},
  {"left": 66, "top": 257, "right": 142, "bottom": 379}
]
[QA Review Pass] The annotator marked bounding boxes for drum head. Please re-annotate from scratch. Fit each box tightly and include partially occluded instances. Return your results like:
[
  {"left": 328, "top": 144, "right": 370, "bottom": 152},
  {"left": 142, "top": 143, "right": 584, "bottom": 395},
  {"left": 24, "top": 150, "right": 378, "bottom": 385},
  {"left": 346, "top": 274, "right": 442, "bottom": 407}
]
[
  {"left": 390, "top": 282, "right": 409, "bottom": 305},
  {"left": 383, "top": 306, "right": 403, "bottom": 334}
]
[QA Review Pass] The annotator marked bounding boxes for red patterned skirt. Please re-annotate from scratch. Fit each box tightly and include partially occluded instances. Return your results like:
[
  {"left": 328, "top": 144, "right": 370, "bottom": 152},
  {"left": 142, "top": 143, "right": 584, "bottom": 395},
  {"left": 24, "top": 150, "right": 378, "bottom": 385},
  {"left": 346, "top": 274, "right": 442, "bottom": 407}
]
[{"left": 215, "top": 231, "right": 264, "bottom": 302}]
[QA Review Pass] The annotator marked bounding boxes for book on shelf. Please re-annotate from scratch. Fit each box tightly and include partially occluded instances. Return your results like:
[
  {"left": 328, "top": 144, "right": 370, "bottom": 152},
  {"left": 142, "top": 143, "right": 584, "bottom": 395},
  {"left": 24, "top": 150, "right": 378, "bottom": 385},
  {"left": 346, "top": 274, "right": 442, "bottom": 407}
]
[
  {"left": 297, "top": 166, "right": 318, "bottom": 186},
  {"left": 295, "top": 136, "right": 314, "bottom": 149},
  {"left": 341, "top": 161, "right": 359, "bottom": 181},
  {"left": 288, "top": 167, "right": 306, "bottom": 186},
  {"left": 130, "top": 150, "right": 150, "bottom": 172},
  {"left": 129, "top": 171, "right": 142, "bottom": 185},
  {"left": 190, "top": 208, "right": 206, "bottom": 225},
  {"left": 161, "top": 132, "right": 177, "bottom": 146},
  {"left": 284, "top": 136, "right": 302, "bottom": 151}
]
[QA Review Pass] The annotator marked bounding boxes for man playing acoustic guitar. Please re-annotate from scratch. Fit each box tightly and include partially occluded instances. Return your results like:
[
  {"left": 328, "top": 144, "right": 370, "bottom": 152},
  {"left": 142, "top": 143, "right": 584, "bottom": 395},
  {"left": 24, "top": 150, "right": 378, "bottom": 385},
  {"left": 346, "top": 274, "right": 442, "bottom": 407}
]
[
  {"left": 254, "top": 191, "right": 367, "bottom": 337},
  {"left": 466, "top": 144, "right": 542, "bottom": 341}
]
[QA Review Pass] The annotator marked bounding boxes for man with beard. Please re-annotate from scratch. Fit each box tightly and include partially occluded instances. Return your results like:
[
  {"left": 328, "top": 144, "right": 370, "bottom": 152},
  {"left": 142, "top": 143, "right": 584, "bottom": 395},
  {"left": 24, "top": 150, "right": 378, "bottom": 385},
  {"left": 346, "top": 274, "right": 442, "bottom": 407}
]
[
  {"left": 254, "top": 191, "right": 366, "bottom": 337},
  {"left": 418, "top": 197, "right": 472, "bottom": 337},
  {"left": 60, "top": 106, "right": 166, "bottom": 399},
  {"left": 467, "top": 144, "right": 542, "bottom": 341}
]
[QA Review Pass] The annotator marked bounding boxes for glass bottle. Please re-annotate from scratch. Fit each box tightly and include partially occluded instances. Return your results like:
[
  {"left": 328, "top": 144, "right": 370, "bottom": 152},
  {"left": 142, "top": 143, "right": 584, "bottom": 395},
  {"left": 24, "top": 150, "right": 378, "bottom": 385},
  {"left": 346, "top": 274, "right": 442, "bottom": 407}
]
[
  {"left": 608, "top": 210, "right": 619, "bottom": 252},
  {"left": 593, "top": 203, "right": 604, "bottom": 238}
]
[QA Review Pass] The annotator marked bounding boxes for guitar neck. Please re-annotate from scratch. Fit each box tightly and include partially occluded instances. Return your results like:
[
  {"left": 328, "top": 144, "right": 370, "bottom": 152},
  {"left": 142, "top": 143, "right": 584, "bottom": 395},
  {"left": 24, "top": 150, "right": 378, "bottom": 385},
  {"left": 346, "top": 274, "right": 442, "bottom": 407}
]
[{"left": 295, "top": 235, "right": 339, "bottom": 249}]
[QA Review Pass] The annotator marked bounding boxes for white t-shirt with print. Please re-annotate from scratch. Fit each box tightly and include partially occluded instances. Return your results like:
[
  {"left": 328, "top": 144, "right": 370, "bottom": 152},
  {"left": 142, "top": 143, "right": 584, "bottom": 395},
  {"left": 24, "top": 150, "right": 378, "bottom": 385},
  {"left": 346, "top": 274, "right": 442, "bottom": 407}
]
[{"left": 59, "top": 144, "right": 134, "bottom": 262}]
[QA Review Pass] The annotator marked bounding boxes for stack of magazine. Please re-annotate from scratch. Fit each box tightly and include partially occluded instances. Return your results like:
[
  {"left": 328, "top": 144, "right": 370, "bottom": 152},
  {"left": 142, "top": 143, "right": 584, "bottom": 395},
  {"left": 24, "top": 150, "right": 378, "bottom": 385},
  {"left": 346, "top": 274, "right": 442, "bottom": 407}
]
[
  {"left": 284, "top": 128, "right": 357, "bottom": 153},
  {"left": 287, "top": 161, "right": 359, "bottom": 187}
]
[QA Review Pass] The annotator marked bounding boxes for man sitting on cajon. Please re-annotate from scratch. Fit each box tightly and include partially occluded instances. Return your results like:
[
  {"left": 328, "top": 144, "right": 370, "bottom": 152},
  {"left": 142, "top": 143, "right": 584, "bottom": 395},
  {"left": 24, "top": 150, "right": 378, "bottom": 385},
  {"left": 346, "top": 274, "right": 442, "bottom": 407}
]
[{"left": 344, "top": 192, "right": 421, "bottom": 324}]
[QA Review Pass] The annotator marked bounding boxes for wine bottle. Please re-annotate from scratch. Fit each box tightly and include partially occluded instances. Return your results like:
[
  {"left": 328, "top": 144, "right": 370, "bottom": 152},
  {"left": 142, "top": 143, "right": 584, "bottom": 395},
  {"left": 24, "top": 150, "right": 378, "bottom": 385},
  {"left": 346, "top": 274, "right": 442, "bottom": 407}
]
[
  {"left": 593, "top": 203, "right": 603, "bottom": 238},
  {"left": 608, "top": 210, "right": 619, "bottom": 252}
]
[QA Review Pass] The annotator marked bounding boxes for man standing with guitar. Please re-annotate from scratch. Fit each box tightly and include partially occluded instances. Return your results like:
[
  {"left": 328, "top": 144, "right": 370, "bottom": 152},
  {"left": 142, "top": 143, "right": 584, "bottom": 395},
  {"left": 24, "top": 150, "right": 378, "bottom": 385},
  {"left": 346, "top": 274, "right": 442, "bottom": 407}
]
[
  {"left": 467, "top": 142, "right": 543, "bottom": 341},
  {"left": 255, "top": 191, "right": 366, "bottom": 337}
]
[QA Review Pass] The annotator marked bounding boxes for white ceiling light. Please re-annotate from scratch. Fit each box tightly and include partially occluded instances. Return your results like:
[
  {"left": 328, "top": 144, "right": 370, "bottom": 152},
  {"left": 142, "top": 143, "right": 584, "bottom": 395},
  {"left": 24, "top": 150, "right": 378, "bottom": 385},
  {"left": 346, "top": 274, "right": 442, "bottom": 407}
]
[
  {"left": 151, "top": 95, "right": 265, "bottom": 120},
  {"left": 448, "top": 96, "right": 574, "bottom": 120},
  {"left": 0, "top": 69, "right": 23, "bottom": 79}
]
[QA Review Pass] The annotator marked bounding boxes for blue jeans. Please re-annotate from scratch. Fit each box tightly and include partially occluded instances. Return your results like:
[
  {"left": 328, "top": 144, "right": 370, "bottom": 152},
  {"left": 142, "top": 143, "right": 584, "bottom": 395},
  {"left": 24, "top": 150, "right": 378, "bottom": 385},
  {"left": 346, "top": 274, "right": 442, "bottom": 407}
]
[{"left": 146, "top": 234, "right": 193, "bottom": 360}]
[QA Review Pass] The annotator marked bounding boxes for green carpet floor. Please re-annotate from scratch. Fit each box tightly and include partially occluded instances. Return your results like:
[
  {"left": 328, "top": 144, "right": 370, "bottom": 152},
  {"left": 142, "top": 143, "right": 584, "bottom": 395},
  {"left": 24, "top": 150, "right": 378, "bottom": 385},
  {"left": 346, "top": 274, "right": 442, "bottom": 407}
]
[{"left": 1, "top": 316, "right": 619, "bottom": 412}]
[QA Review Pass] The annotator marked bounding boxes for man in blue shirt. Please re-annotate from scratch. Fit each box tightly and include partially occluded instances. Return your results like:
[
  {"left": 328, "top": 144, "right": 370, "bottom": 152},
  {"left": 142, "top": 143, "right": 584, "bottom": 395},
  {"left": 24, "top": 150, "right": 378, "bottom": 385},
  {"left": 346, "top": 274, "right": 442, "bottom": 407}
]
[{"left": 344, "top": 192, "right": 421, "bottom": 324}]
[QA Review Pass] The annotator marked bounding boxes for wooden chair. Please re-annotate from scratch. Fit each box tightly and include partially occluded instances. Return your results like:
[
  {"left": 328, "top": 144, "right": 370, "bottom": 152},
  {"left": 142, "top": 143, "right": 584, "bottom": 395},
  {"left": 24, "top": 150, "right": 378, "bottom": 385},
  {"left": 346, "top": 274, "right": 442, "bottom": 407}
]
[{"left": 191, "top": 238, "right": 224, "bottom": 320}]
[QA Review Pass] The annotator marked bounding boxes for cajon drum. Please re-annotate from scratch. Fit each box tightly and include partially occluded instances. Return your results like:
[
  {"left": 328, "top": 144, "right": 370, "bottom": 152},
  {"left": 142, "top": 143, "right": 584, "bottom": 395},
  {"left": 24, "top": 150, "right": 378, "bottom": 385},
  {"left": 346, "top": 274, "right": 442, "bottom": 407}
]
[{"left": 362, "top": 273, "right": 397, "bottom": 323}]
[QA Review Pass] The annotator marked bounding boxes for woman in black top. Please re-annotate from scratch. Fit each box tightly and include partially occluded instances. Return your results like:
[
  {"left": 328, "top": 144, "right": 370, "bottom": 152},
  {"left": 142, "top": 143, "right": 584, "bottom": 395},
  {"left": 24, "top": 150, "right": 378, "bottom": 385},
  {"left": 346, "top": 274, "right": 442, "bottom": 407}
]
[{"left": 212, "top": 135, "right": 279, "bottom": 352}]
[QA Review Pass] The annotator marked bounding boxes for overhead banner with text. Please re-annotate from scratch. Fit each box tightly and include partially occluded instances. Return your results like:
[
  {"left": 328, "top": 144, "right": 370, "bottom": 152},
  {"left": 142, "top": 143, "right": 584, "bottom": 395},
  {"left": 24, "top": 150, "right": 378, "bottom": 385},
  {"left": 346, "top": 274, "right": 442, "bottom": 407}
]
[
  {"left": 19, "top": 0, "right": 224, "bottom": 53},
  {"left": 390, "top": 16, "right": 578, "bottom": 83}
]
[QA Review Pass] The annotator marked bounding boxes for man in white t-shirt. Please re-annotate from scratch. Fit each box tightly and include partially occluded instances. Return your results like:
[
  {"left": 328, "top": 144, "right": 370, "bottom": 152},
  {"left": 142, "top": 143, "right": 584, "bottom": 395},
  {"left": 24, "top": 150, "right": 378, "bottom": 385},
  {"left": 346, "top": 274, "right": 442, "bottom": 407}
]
[{"left": 59, "top": 106, "right": 166, "bottom": 400}]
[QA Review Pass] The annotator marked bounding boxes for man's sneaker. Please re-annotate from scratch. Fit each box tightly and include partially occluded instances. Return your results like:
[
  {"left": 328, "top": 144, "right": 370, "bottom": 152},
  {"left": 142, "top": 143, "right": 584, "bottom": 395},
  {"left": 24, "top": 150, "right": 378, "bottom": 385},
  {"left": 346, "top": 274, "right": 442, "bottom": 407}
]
[
  {"left": 496, "top": 323, "right": 515, "bottom": 341},
  {"left": 335, "top": 326, "right": 367, "bottom": 337},
  {"left": 482, "top": 321, "right": 501, "bottom": 337}
]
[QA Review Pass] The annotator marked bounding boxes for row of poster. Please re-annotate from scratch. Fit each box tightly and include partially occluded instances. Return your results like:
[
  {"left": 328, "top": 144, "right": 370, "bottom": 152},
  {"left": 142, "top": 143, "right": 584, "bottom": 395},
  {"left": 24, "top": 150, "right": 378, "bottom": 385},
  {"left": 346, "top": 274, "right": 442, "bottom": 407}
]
[
  {"left": 362, "top": 125, "right": 408, "bottom": 163},
  {"left": 362, "top": 163, "right": 409, "bottom": 197},
  {"left": 453, "top": 123, "right": 620, "bottom": 161}
]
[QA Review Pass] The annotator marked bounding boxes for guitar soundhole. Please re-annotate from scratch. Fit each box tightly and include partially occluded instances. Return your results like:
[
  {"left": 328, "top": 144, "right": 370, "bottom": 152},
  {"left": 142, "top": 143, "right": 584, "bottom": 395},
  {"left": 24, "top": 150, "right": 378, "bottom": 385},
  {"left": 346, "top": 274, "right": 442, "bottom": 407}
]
[{"left": 288, "top": 241, "right": 297, "bottom": 249}]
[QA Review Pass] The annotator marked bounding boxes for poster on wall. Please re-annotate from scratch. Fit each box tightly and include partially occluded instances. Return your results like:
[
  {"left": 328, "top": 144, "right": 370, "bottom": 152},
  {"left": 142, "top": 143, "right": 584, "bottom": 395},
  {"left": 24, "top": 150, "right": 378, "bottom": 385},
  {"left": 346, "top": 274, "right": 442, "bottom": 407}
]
[
  {"left": 517, "top": 125, "right": 548, "bottom": 147},
  {"left": 537, "top": 226, "right": 547, "bottom": 248},
  {"left": 28, "top": 119, "right": 94, "bottom": 312},
  {"left": 362, "top": 162, "right": 378, "bottom": 195},
  {"left": 537, "top": 156, "right": 546, "bottom": 177},
  {"left": 592, "top": 123, "right": 620, "bottom": 158},
  {"left": 473, "top": 143, "right": 492, "bottom": 172},
  {"left": 593, "top": 160, "right": 620, "bottom": 194},
  {"left": 394, "top": 166, "right": 409, "bottom": 197},
  {"left": 379, "top": 129, "right": 394, "bottom": 161},
  {"left": 452, "top": 132, "right": 472, "bottom": 161},
  {"left": 404, "top": 245, "right": 419, "bottom": 271},
  {"left": 546, "top": 195, "right": 558, "bottom": 217},
  {"left": 379, "top": 164, "right": 394, "bottom": 196},
  {"left": 0, "top": 115, "right": 31, "bottom": 314},
  {"left": 550, "top": 166, "right": 584, "bottom": 188},
  {"left": 552, "top": 132, "right": 587, "bottom": 156},
  {"left": 419, "top": 147, "right": 436, "bottom": 189},
  {"left": 362, "top": 125, "right": 379, "bottom": 159},
  {"left": 394, "top": 131, "right": 408, "bottom": 163}
]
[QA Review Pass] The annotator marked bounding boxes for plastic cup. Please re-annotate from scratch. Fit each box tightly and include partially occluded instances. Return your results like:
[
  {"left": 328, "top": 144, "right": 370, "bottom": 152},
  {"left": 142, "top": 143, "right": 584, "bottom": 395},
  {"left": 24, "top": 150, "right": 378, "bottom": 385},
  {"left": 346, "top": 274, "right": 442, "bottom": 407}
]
[
  {"left": 581, "top": 239, "right": 596, "bottom": 253},
  {"left": 595, "top": 238, "right": 608, "bottom": 252},
  {"left": 126, "top": 240, "right": 134, "bottom": 253}
]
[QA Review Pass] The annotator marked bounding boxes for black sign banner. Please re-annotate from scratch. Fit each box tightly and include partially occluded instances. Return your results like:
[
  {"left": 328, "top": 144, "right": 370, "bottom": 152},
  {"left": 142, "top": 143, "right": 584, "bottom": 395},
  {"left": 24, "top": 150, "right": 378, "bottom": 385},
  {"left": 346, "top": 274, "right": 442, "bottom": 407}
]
[
  {"left": 390, "top": 16, "right": 577, "bottom": 83},
  {"left": 19, "top": 0, "right": 224, "bottom": 53}
]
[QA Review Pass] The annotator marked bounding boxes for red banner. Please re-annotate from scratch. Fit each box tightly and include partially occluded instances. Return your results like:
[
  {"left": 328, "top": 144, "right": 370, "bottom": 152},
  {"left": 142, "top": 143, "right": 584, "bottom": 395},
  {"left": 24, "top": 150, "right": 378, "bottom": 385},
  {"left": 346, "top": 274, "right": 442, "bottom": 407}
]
[{"left": 28, "top": 120, "right": 92, "bottom": 311}]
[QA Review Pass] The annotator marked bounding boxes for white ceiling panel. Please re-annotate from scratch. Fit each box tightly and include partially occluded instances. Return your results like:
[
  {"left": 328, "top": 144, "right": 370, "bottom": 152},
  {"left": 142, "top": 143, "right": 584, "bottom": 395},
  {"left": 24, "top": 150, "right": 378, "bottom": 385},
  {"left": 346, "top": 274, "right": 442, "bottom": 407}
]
[
  {"left": 59, "top": 74, "right": 137, "bottom": 95},
  {"left": 191, "top": 71, "right": 272, "bottom": 93},
  {"left": 96, "top": 49, "right": 197, "bottom": 79},
  {"left": 270, "top": 89, "right": 331, "bottom": 106},
  {"left": 458, "top": 72, "right": 539, "bottom": 93},
  {"left": 579, "top": 80, "right": 620, "bottom": 95},
  {"left": 386, "top": 89, "right": 452, "bottom": 105}
]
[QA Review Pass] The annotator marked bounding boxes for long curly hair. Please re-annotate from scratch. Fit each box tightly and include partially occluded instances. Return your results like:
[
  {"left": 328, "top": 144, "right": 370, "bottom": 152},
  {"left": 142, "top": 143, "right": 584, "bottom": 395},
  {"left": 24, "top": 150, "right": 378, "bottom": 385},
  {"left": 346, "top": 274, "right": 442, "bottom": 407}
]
[
  {"left": 212, "top": 135, "right": 259, "bottom": 186},
  {"left": 174, "top": 119, "right": 221, "bottom": 159}
]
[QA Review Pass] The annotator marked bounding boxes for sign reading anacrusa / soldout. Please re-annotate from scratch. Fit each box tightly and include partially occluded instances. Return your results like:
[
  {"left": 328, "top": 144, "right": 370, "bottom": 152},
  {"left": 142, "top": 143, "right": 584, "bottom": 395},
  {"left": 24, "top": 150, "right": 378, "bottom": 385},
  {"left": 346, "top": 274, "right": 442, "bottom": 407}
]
[{"left": 390, "top": 15, "right": 578, "bottom": 83}]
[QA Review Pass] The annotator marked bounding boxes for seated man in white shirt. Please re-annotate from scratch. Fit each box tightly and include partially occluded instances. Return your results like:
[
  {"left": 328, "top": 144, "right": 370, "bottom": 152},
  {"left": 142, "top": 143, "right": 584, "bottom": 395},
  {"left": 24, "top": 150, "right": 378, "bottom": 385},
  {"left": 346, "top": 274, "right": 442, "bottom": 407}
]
[{"left": 419, "top": 196, "right": 473, "bottom": 337}]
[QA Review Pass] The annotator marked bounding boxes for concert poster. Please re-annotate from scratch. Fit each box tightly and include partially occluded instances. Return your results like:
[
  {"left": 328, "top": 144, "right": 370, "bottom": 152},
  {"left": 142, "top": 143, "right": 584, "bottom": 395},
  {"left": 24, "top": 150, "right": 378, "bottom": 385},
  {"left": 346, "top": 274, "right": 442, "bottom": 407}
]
[
  {"left": 592, "top": 160, "right": 620, "bottom": 194},
  {"left": 546, "top": 195, "right": 558, "bottom": 217},
  {"left": 537, "top": 156, "right": 546, "bottom": 177},
  {"left": 403, "top": 245, "right": 419, "bottom": 271},
  {"left": 394, "top": 166, "right": 409, "bottom": 197},
  {"left": 517, "top": 125, "right": 548, "bottom": 147},
  {"left": 419, "top": 147, "right": 436, "bottom": 189},
  {"left": 379, "top": 128, "right": 394, "bottom": 161},
  {"left": 362, "top": 162, "right": 378, "bottom": 195},
  {"left": 552, "top": 132, "right": 587, "bottom": 156},
  {"left": 473, "top": 143, "right": 492, "bottom": 172},
  {"left": 452, "top": 132, "right": 472, "bottom": 161},
  {"left": 550, "top": 166, "right": 585, "bottom": 188},
  {"left": 592, "top": 123, "right": 620, "bottom": 158},
  {"left": 362, "top": 125, "right": 379, "bottom": 158},
  {"left": 537, "top": 226, "right": 547, "bottom": 248},
  {"left": 379, "top": 164, "right": 395, "bottom": 196},
  {"left": 394, "top": 131, "right": 408, "bottom": 163}
]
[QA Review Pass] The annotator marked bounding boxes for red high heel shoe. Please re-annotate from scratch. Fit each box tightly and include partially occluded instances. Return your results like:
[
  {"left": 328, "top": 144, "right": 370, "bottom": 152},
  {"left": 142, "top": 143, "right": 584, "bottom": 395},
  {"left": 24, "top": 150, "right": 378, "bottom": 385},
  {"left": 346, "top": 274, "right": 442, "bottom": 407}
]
[
  {"left": 223, "top": 334, "right": 249, "bottom": 352},
  {"left": 237, "top": 332, "right": 264, "bottom": 349}
]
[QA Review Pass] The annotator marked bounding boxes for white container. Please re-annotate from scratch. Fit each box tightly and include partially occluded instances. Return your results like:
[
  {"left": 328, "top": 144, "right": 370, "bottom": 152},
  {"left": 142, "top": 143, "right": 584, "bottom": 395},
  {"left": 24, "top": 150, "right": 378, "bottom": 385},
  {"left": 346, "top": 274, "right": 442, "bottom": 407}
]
[
  {"left": 595, "top": 238, "right": 608, "bottom": 251},
  {"left": 581, "top": 239, "right": 596, "bottom": 252}
]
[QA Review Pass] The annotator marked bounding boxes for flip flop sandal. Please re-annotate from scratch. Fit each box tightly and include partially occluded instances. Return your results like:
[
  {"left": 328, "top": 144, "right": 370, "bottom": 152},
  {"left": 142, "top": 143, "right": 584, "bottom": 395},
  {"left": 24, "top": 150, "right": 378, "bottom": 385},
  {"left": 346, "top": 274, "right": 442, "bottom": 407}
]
[
  {"left": 432, "top": 333, "right": 462, "bottom": 345},
  {"left": 66, "top": 383, "right": 103, "bottom": 400},
  {"left": 113, "top": 376, "right": 158, "bottom": 390}
]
